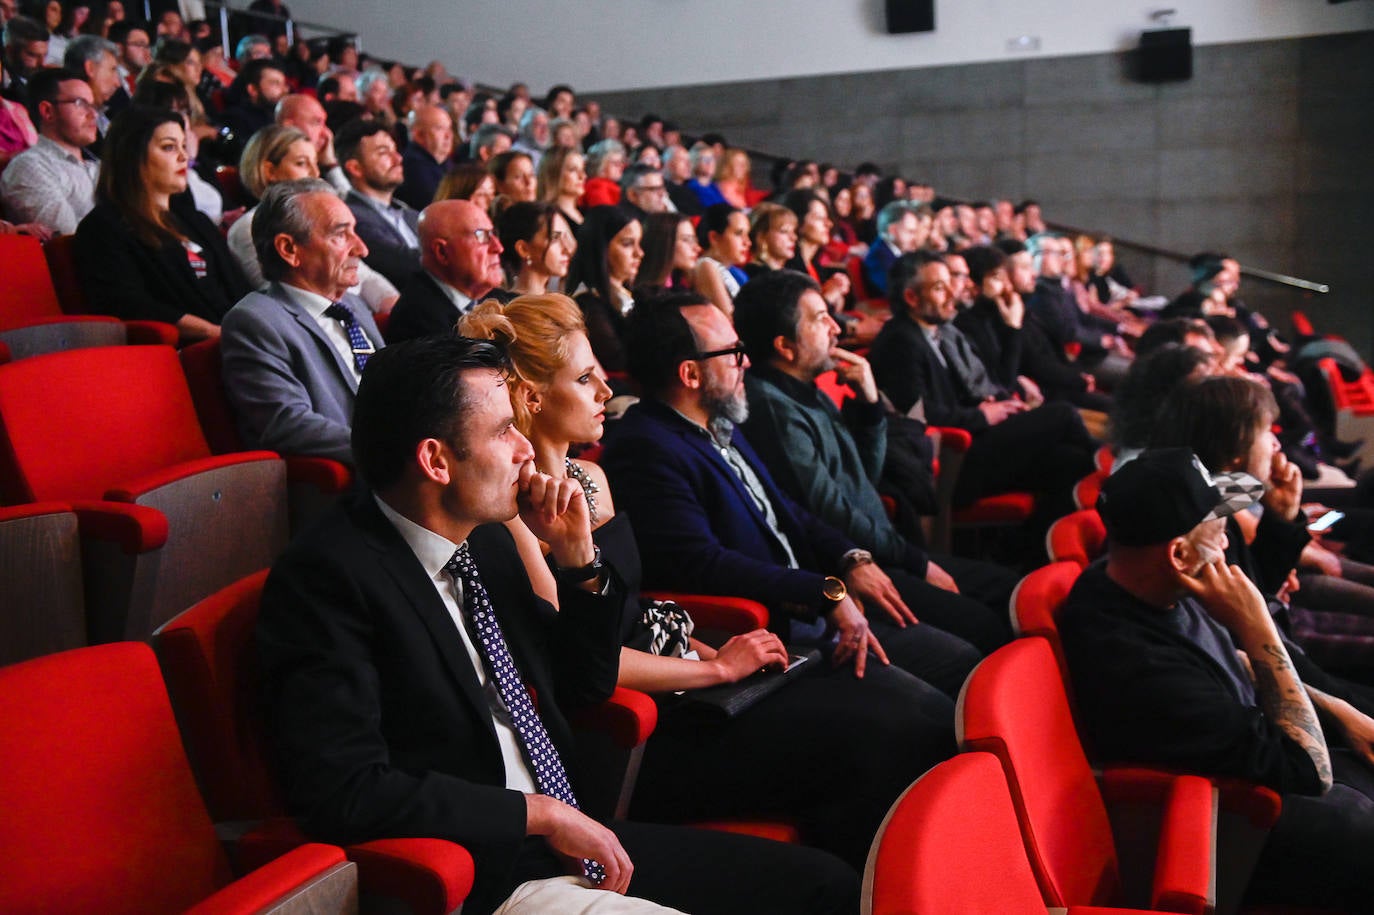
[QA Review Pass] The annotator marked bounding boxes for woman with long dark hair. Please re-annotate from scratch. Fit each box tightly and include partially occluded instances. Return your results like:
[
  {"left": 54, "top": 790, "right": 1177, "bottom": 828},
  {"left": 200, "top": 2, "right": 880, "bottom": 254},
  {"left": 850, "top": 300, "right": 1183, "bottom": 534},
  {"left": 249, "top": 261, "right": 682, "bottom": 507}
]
[
  {"left": 496, "top": 200, "right": 575, "bottom": 295},
  {"left": 565, "top": 205, "right": 641, "bottom": 373},
  {"left": 75, "top": 106, "right": 248, "bottom": 342}
]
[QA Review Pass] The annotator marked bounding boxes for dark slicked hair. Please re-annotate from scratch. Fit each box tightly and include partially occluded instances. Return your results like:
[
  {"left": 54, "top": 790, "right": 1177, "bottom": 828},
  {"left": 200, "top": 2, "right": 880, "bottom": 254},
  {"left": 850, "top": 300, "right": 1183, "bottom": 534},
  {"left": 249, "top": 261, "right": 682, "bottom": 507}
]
[
  {"left": 624, "top": 288, "right": 711, "bottom": 396},
  {"left": 961, "top": 244, "right": 1007, "bottom": 287},
  {"left": 888, "top": 249, "right": 944, "bottom": 311},
  {"left": 333, "top": 116, "right": 391, "bottom": 168},
  {"left": 24, "top": 65, "right": 85, "bottom": 123},
  {"left": 352, "top": 335, "right": 511, "bottom": 490},
  {"left": 734, "top": 270, "right": 820, "bottom": 366}
]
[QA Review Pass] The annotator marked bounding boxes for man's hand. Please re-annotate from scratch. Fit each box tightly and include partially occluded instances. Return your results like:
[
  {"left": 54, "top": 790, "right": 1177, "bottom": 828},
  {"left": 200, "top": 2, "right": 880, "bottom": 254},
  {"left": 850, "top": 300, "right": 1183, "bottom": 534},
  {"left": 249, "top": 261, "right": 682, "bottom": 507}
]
[
  {"left": 821, "top": 273, "right": 850, "bottom": 308},
  {"left": 978, "top": 397, "right": 1026, "bottom": 426},
  {"left": 1328, "top": 699, "right": 1374, "bottom": 769},
  {"left": 516, "top": 463, "right": 594, "bottom": 570},
  {"left": 925, "top": 560, "right": 959, "bottom": 593},
  {"left": 525, "top": 794, "right": 633, "bottom": 893},
  {"left": 1178, "top": 559, "right": 1273, "bottom": 641},
  {"left": 846, "top": 562, "right": 918, "bottom": 626},
  {"left": 710, "top": 630, "right": 791, "bottom": 682},
  {"left": 828, "top": 596, "right": 890, "bottom": 678},
  {"left": 1262, "top": 449, "right": 1303, "bottom": 522},
  {"left": 14, "top": 221, "right": 53, "bottom": 241},
  {"left": 1016, "top": 375, "right": 1044, "bottom": 408},
  {"left": 995, "top": 290, "right": 1024, "bottom": 329},
  {"left": 832, "top": 348, "right": 879, "bottom": 403},
  {"left": 1301, "top": 543, "right": 1343, "bottom": 578}
]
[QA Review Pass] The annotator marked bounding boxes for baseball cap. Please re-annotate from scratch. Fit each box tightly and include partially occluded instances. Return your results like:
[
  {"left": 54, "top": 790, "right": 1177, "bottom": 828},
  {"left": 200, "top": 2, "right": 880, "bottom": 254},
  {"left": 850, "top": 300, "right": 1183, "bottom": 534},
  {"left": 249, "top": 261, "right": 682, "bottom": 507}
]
[{"left": 1097, "top": 447, "right": 1264, "bottom": 547}]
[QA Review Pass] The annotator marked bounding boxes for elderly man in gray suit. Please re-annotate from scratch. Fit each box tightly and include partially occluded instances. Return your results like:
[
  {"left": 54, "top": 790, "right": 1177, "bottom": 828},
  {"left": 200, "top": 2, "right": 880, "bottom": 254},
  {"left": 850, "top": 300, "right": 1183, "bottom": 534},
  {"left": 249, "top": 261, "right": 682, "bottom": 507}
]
[{"left": 221, "top": 178, "right": 384, "bottom": 464}]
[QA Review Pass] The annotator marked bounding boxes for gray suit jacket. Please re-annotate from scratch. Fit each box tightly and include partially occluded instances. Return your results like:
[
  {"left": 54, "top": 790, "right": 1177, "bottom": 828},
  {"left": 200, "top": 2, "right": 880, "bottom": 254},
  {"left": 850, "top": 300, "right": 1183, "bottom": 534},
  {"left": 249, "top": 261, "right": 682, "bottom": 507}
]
[
  {"left": 345, "top": 188, "right": 421, "bottom": 288},
  {"left": 220, "top": 283, "right": 384, "bottom": 463}
]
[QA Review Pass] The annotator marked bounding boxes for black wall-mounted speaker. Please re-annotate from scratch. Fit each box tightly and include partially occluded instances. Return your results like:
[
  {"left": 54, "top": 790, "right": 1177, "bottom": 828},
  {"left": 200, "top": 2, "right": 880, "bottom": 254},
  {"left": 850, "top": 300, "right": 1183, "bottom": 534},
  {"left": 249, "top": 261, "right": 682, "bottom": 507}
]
[
  {"left": 1136, "top": 27, "right": 1193, "bottom": 82},
  {"left": 885, "top": 0, "right": 935, "bottom": 34}
]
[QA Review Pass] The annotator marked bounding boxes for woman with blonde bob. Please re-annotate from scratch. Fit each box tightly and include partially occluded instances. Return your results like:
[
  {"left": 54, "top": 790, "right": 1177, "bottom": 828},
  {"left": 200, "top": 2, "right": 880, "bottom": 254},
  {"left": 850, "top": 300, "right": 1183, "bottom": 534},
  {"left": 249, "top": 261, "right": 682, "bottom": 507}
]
[{"left": 458, "top": 293, "right": 959, "bottom": 871}]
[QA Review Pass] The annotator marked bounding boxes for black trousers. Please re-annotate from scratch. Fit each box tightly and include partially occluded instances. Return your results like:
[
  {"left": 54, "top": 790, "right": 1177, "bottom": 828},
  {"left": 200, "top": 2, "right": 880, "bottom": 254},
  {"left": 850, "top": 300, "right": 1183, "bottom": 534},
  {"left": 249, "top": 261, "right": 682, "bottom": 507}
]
[
  {"left": 955, "top": 401, "right": 1097, "bottom": 520},
  {"left": 630, "top": 655, "right": 958, "bottom": 870},
  {"left": 891, "top": 553, "right": 1018, "bottom": 654}
]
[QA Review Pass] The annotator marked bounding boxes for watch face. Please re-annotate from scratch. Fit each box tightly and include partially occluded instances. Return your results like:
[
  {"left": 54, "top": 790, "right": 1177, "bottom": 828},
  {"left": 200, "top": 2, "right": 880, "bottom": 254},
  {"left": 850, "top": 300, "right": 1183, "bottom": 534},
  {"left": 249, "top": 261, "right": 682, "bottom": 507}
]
[{"left": 822, "top": 576, "right": 847, "bottom": 602}]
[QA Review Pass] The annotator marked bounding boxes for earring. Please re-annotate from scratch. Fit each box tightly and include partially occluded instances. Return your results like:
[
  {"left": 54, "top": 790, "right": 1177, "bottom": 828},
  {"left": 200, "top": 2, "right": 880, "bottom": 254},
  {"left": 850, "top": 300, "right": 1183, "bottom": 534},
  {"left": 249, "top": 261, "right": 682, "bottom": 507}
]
[
  {"left": 525, "top": 257, "right": 533, "bottom": 265},
  {"left": 530, "top": 403, "right": 542, "bottom": 414}
]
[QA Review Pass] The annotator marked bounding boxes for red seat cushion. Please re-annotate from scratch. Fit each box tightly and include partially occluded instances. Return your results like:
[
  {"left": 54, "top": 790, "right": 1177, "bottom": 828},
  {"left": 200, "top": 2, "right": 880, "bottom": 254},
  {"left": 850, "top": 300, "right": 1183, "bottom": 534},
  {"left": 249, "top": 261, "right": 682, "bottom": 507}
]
[{"left": 953, "top": 491, "right": 1035, "bottom": 524}]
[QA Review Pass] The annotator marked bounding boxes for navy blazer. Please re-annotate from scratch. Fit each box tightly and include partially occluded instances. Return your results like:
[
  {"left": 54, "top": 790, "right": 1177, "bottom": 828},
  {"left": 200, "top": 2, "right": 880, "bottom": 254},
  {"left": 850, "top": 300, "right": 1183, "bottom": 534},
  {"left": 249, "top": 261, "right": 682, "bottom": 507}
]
[
  {"left": 601, "top": 399, "right": 858, "bottom": 632},
  {"left": 861, "top": 239, "right": 898, "bottom": 298},
  {"left": 345, "top": 188, "right": 421, "bottom": 288}
]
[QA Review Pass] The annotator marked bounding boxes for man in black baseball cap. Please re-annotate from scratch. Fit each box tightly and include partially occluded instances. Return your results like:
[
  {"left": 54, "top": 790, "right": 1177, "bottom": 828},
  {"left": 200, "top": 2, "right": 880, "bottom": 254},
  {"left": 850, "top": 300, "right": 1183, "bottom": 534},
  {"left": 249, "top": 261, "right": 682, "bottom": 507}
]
[{"left": 1058, "top": 447, "right": 1374, "bottom": 910}]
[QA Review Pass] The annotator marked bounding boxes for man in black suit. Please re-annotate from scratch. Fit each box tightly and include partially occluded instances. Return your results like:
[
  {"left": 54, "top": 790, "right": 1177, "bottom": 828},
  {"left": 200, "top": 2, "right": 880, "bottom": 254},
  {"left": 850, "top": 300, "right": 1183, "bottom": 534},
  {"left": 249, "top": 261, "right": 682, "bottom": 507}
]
[
  {"left": 868, "top": 251, "right": 1096, "bottom": 520},
  {"left": 337, "top": 118, "right": 421, "bottom": 287},
  {"left": 256, "top": 335, "right": 858, "bottom": 915},
  {"left": 386, "top": 199, "right": 513, "bottom": 344}
]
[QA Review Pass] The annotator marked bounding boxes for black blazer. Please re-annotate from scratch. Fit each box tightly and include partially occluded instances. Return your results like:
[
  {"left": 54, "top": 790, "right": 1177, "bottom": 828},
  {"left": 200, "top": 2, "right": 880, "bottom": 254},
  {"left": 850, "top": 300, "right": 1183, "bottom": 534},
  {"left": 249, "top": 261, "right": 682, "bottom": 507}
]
[
  {"left": 345, "top": 188, "right": 421, "bottom": 288},
  {"left": 869, "top": 310, "right": 990, "bottom": 431},
  {"left": 256, "top": 493, "right": 623, "bottom": 914},
  {"left": 74, "top": 193, "right": 250, "bottom": 326},
  {"left": 386, "top": 269, "right": 513, "bottom": 344}
]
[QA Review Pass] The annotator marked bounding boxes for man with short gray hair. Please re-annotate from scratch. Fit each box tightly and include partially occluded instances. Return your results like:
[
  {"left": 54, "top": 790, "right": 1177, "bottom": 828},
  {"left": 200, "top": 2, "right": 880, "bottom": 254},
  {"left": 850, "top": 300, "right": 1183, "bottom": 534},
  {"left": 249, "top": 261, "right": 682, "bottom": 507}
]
[
  {"left": 221, "top": 178, "right": 384, "bottom": 463},
  {"left": 62, "top": 34, "right": 119, "bottom": 138},
  {"left": 619, "top": 162, "right": 671, "bottom": 217}
]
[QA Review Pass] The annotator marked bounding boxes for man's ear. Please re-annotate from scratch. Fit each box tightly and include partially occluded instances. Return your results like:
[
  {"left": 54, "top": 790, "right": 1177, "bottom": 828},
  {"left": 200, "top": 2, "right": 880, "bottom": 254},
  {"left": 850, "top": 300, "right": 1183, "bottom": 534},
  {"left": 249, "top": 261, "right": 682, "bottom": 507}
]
[
  {"left": 902, "top": 284, "right": 920, "bottom": 312},
  {"left": 273, "top": 231, "right": 302, "bottom": 269},
  {"left": 1166, "top": 535, "right": 1194, "bottom": 575},
  {"left": 773, "top": 333, "right": 797, "bottom": 365},
  {"left": 342, "top": 157, "right": 363, "bottom": 183},
  {"left": 416, "top": 437, "right": 452, "bottom": 484},
  {"left": 677, "top": 358, "right": 701, "bottom": 391}
]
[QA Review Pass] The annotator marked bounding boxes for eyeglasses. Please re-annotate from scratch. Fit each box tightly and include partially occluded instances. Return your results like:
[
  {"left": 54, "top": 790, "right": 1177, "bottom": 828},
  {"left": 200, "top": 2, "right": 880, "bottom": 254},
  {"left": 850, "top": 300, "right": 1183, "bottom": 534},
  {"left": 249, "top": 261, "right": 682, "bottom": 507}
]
[
  {"left": 468, "top": 227, "right": 499, "bottom": 245},
  {"left": 695, "top": 342, "right": 747, "bottom": 367},
  {"left": 54, "top": 97, "right": 98, "bottom": 112}
]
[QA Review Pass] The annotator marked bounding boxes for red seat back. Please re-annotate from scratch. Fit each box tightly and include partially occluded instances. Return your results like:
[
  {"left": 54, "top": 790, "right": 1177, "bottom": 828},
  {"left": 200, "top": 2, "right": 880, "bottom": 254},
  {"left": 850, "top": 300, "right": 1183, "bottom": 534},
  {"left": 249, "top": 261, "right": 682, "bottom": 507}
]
[
  {"left": 0, "top": 345, "right": 212, "bottom": 501},
  {"left": 180, "top": 336, "right": 249, "bottom": 454},
  {"left": 865, "top": 752, "right": 1050, "bottom": 915},
  {"left": 0, "top": 642, "right": 232, "bottom": 914},
  {"left": 814, "top": 369, "right": 854, "bottom": 410},
  {"left": 1046, "top": 508, "right": 1106, "bottom": 567},
  {"left": 957, "top": 636, "right": 1121, "bottom": 907},
  {"left": 155, "top": 570, "right": 283, "bottom": 822},
  {"left": 0, "top": 234, "right": 64, "bottom": 328},
  {"left": 42, "top": 234, "right": 90, "bottom": 315}
]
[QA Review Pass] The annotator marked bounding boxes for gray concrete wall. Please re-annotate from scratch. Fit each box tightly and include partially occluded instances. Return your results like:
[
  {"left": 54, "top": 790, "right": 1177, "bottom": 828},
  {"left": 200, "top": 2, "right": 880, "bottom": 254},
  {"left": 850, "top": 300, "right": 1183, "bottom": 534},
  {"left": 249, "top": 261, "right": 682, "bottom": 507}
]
[{"left": 593, "top": 31, "right": 1374, "bottom": 357}]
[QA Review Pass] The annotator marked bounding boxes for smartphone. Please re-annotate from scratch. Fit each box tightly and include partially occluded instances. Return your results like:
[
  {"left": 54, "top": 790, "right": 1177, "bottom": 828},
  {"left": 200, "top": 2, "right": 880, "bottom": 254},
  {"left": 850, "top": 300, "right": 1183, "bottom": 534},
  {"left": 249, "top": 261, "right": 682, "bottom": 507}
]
[{"left": 1309, "top": 510, "right": 1345, "bottom": 532}]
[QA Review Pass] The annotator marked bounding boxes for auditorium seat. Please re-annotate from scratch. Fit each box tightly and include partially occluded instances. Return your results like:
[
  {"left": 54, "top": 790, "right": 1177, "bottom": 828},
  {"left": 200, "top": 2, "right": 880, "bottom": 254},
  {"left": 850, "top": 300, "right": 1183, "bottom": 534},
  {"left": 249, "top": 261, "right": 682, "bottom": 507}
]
[
  {"left": 0, "top": 234, "right": 176, "bottom": 361},
  {"left": 180, "top": 337, "right": 353, "bottom": 533},
  {"left": 1046, "top": 508, "right": 1107, "bottom": 567},
  {"left": 0, "top": 501, "right": 86, "bottom": 665},
  {"left": 0, "top": 345, "right": 288, "bottom": 641},
  {"left": 864, "top": 751, "right": 1176, "bottom": 915},
  {"left": 929, "top": 424, "right": 1036, "bottom": 554},
  {"left": 0, "top": 642, "right": 357, "bottom": 915}
]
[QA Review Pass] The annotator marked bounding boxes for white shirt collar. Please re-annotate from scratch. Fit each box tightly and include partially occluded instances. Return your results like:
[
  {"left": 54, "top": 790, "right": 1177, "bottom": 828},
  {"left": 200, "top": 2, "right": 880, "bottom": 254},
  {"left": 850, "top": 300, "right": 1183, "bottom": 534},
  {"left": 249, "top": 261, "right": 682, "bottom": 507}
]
[
  {"left": 278, "top": 282, "right": 338, "bottom": 319},
  {"left": 373, "top": 494, "right": 462, "bottom": 582}
]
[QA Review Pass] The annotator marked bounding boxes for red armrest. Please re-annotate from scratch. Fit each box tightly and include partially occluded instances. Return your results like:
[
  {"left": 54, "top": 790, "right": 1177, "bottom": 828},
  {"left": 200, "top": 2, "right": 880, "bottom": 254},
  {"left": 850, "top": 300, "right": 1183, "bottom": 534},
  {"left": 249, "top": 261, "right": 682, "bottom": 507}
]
[
  {"left": 184, "top": 843, "right": 347, "bottom": 915},
  {"left": 239, "top": 819, "right": 474, "bottom": 915},
  {"left": 284, "top": 455, "right": 354, "bottom": 492},
  {"left": 0, "top": 499, "right": 73, "bottom": 522},
  {"left": 124, "top": 320, "right": 179, "bottom": 346},
  {"left": 570, "top": 686, "right": 658, "bottom": 748},
  {"left": 1149, "top": 774, "right": 1215, "bottom": 915},
  {"left": 104, "top": 451, "right": 281, "bottom": 502},
  {"left": 641, "top": 591, "right": 769, "bottom": 633},
  {"left": 933, "top": 425, "right": 973, "bottom": 451},
  {"left": 70, "top": 498, "right": 170, "bottom": 552}
]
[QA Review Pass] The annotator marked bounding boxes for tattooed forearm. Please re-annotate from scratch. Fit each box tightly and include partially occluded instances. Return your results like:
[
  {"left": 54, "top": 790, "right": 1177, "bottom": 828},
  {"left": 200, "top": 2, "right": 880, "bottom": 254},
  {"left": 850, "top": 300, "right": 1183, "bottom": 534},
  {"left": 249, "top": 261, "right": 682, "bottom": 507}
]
[{"left": 1252, "top": 642, "right": 1332, "bottom": 792}]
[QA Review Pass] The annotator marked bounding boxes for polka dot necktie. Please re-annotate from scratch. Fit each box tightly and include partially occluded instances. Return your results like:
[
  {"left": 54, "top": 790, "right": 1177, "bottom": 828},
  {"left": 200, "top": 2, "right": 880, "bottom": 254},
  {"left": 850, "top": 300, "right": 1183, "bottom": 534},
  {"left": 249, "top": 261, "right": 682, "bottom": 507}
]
[
  {"left": 444, "top": 543, "right": 606, "bottom": 885},
  {"left": 325, "top": 301, "right": 375, "bottom": 374}
]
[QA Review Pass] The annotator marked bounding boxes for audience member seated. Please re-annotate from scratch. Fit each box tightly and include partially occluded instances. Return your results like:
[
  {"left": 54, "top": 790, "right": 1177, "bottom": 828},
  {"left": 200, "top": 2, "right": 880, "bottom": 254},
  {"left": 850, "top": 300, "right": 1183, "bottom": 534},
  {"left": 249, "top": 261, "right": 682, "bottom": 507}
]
[
  {"left": 661, "top": 142, "right": 699, "bottom": 216},
  {"left": 255, "top": 332, "right": 860, "bottom": 915},
  {"left": 435, "top": 160, "right": 495, "bottom": 211},
  {"left": 868, "top": 251, "right": 1096, "bottom": 520},
  {"left": 861, "top": 201, "right": 924, "bottom": 298},
  {"left": 617, "top": 161, "right": 668, "bottom": 218},
  {"left": 1109, "top": 343, "right": 1214, "bottom": 470},
  {"left": 602, "top": 289, "right": 983, "bottom": 704},
  {"left": 2, "top": 16, "right": 49, "bottom": 106},
  {"left": 735, "top": 271, "right": 1015, "bottom": 653},
  {"left": 0, "top": 65, "right": 95, "bottom": 234},
  {"left": 511, "top": 104, "right": 548, "bottom": 167},
  {"left": 712, "top": 147, "right": 751, "bottom": 210},
  {"left": 566, "top": 204, "right": 641, "bottom": 374},
  {"left": 487, "top": 147, "right": 535, "bottom": 204},
  {"left": 536, "top": 143, "right": 584, "bottom": 228},
  {"left": 742, "top": 201, "right": 796, "bottom": 277},
  {"left": 128, "top": 76, "right": 227, "bottom": 224},
  {"left": 690, "top": 202, "right": 749, "bottom": 317},
  {"left": 1059, "top": 447, "right": 1374, "bottom": 911},
  {"left": 228, "top": 123, "right": 398, "bottom": 312},
  {"left": 386, "top": 198, "right": 510, "bottom": 344},
  {"left": 395, "top": 103, "right": 451, "bottom": 210},
  {"left": 220, "top": 177, "right": 382, "bottom": 462},
  {"left": 634, "top": 211, "right": 698, "bottom": 292},
  {"left": 0, "top": 54, "right": 37, "bottom": 172},
  {"left": 951, "top": 245, "right": 1029, "bottom": 395},
  {"left": 217, "top": 58, "right": 286, "bottom": 160},
  {"left": 1025, "top": 232, "right": 1130, "bottom": 389},
  {"left": 780, "top": 189, "right": 851, "bottom": 312},
  {"left": 581, "top": 138, "right": 624, "bottom": 207},
  {"left": 466, "top": 120, "right": 512, "bottom": 165},
  {"left": 338, "top": 116, "right": 421, "bottom": 287},
  {"left": 75, "top": 105, "right": 248, "bottom": 342},
  {"left": 62, "top": 34, "right": 120, "bottom": 144},
  {"left": 275, "top": 92, "right": 348, "bottom": 194},
  {"left": 496, "top": 200, "right": 573, "bottom": 296},
  {"left": 461, "top": 293, "right": 960, "bottom": 870}
]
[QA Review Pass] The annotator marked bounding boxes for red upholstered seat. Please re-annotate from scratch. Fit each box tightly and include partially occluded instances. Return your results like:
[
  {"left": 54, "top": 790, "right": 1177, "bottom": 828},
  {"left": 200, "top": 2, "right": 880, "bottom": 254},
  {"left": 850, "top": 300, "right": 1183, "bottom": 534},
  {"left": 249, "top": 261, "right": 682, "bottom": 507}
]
[
  {"left": 0, "top": 234, "right": 175, "bottom": 360},
  {"left": 1046, "top": 508, "right": 1107, "bottom": 567},
  {"left": 957, "top": 637, "right": 1218, "bottom": 914},
  {"left": 1074, "top": 470, "right": 1106, "bottom": 511},
  {"left": 154, "top": 571, "right": 476, "bottom": 914},
  {"left": 0, "top": 642, "right": 354, "bottom": 915},
  {"left": 930, "top": 424, "right": 1036, "bottom": 552},
  {"left": 0, "top": 345, "right": 288, "bottom": 640},
  {"left": 180, "top": 337, "right": 352, "bottom": 533},
  {"left": 865, "top": 752, "right": 1179, "bottom": 915}
]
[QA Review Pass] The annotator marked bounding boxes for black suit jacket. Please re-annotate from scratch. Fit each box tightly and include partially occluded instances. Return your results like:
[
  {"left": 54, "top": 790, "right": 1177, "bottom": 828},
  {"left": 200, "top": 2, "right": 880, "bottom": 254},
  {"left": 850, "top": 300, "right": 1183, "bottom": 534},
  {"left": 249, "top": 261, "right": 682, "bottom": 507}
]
[
  {"left": 386, "top": 269, "right": 513, "bottom": 344},
  {"left": 345, "top": 189, "right": 421, "bottom": 288},
  {"left": 256, "top": 492, "right": 623, "bottom": 914},
  {"left": 869, "top": 310, "right": 991, "bottom": 431}
]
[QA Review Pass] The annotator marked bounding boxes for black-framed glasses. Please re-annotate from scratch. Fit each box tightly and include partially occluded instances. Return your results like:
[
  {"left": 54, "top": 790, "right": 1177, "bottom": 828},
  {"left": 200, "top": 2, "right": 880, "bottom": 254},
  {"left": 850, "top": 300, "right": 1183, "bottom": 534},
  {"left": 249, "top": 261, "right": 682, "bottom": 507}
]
[{"left": 695, "top": 341, "right": 747, "bottom": 367}]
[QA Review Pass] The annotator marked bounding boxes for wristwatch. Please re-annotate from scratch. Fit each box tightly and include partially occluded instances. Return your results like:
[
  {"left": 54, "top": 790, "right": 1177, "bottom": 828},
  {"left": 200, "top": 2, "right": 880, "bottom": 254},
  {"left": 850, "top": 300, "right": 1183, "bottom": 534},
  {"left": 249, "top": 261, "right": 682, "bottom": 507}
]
[
  {"left": 822, "top": 575, "right": 848, "bottom": 603},
  {"left": 554, "top": 545, "right": 603, "bottom": 583}
]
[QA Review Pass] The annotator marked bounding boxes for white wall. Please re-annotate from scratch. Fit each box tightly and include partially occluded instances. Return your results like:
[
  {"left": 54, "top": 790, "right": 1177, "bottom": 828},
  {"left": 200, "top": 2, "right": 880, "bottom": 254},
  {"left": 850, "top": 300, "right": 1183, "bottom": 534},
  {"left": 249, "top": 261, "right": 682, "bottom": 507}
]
[{"left": 286, "top": 0, "right": 1374, "bottom": 92}]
